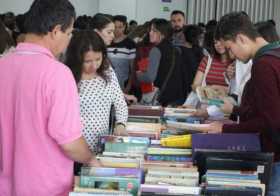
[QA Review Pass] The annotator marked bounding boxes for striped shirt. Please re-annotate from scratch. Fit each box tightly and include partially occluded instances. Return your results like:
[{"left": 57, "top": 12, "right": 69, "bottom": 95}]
[
  {"left": 107, "top": 38, "right": 136, "bottom": 89},
  {"left": 198, "top": 55, "right": 232, "bottom": 86}
]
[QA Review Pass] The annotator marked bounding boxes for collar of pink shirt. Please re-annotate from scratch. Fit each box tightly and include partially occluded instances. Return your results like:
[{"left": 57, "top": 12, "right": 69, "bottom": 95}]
[{"left": 15, "top": 42, "right": 55, "bottom": 59}]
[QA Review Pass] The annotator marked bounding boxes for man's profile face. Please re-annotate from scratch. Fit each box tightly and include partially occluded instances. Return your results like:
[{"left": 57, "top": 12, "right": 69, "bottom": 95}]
[
  {"left": 171, "top": 14, "right": 185, "bottom": 31},
  {"left": 222, "top": 35, "right": 252, "bottom": 63}
]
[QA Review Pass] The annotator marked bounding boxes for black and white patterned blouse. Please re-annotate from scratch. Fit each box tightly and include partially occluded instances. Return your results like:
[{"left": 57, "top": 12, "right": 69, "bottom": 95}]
[{"left": 78, "top": 67, "right": 128, "bottom": 152}]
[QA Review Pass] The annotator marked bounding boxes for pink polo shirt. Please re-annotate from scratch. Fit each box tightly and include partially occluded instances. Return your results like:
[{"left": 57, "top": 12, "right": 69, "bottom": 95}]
[{"left": 0, "top": 43, "right": 82, "bottom": 196}]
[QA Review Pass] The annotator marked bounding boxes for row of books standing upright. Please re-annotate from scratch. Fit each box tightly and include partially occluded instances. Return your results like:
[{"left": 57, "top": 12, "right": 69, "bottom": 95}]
[{"left": 70, "top": 105, "right": 274, "bottom": 196}]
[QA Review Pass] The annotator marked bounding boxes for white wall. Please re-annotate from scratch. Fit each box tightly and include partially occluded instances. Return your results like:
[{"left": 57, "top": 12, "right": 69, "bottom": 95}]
[
  {"left": 273, "top": 0, "right": 280, "bottom": 34},
  {"left": 0, "top": 0, "right": 99, "bottom": 16},
  {"left": 0, "top": 0, "right": 34, "bottom": 14},
  {"left": 70, "top": 0, "right": 99, "bottom": 16},
  {"left": 99, "top": 0, "right": 137, "bottom": 21},
  {"left": 136, "top": 0, "right": 187, "bottom": 24},
  {"left": 0, "top": 0, "right": 186, "bottom": 24}
]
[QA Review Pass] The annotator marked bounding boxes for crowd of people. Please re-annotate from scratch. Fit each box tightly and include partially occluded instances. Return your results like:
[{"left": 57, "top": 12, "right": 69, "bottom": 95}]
[{"left": 0, "top": 0, "right": 280, "bottom": 196}]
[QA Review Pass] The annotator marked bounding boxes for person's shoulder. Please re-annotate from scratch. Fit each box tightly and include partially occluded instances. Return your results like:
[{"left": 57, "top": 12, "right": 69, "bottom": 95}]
[
  {"left": 122, "top": 37, "right": 136, "bottom": 49},
  {"left": 47, "top": 60, "right": 74, "bottom": 81}
]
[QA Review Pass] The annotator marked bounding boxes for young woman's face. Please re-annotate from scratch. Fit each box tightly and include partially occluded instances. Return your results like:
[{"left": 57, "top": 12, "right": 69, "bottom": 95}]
[
  {"left": 149, "top": 24, "right": 162, "bottom": 44},
  {"left": 214, "top": 39, "right": 226, "bottom": 54},
  {"left": 82, "top": 50, "right": 103, "bottom": 75},
  {"left": 96, "top": 22, "right": 115, "bottom": 46}
]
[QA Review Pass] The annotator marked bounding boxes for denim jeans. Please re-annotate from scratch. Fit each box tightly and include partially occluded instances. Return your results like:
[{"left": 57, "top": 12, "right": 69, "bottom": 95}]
[{"left": 268, "top": 162, "right": 280, "bottom": 196}]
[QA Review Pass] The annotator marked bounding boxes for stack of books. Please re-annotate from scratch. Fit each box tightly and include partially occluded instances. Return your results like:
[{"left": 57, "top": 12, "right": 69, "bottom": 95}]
[
  {"left": 124, "top": 122, "right": 162, "bottom": 139},
  {"left": 97, "top": 136, "right": 150, "bottom": 168},
  {"left": 193, "top": 149, "right": 273, "bottom": 196},
  {"left": 145, "top": 166, "right": 199, "bottom": 186},
  {"left": 70, "top": 167, "right": 142, "bottom": 196},
  {"left": 141, "top": 156, "right": 200, "bottom": 195},
  {"left": 202, "top": 169, "right": 265, "bottom": 196},
  {"left": 146, "top": 147, "right": 192, "bottom": 162},
  {"left": 128, "top": 105, "right": 163, "bottom": 117},
  {"left": 141, "top": 166, "right": 201, "bottom": 195}
]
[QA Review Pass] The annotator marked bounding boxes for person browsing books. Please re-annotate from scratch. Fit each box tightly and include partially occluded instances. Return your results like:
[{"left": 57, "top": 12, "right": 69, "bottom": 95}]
[
  {"left": 91, "top": 13, "right": 138, "bottom": 104},
  {"left": 65, "top": 30, "right": 128, "bottom": 152},
  {"left": 201, "top": 12, "right": 280, "bottom": 196},
  {"left": 0, "top": 1, "right": 98, "bottom": 196}
]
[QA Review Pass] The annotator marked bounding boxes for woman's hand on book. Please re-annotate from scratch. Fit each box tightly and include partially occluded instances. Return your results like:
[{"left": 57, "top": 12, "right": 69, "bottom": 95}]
[{"left": 114, "top": 123, "right": 128, "bottom": 136}]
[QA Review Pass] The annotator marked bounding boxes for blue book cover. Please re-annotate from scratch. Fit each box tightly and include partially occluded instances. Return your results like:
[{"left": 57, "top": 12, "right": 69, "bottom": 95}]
[{"left": 192, "top": 133, "right": 261, "bottom": 159}]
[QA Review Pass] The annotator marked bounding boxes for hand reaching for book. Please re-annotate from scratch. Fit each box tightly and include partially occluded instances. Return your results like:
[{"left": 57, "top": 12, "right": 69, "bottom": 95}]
[
  {"left": 225, "top": 63, "right": 235, "bottom": 80},
  {"left": 114, "top": 124, "right": 128, "bottom": 136},
  {"left": 190, "top": 108, "right": 209, "bottom": 118},
  {"left": 88, "top": 157, "right": 102, "bottom": 167},
  {"left": 201, "top": 122, "right": 223, "bottom": 134},
  {"left": 124, "top": 94, "right": 138, "bottom": 105},
  {"left": 220, "top": 98, "right": 234, "bottom": 114}
]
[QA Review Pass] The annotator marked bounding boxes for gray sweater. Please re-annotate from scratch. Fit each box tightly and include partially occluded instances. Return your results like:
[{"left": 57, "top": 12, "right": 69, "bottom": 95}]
[{"left": 137, "top": 47, "right": 161, "bottom": 83}]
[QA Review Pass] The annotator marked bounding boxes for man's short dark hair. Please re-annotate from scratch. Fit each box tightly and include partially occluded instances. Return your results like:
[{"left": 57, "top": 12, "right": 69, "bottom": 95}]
[
  {"left": 24, "top": 0, "right": 76, "bottom": 35},
  {"left": 216, "top": 11, "right": 260, "bottom": 41},
  {"left": 129, "top": 20, "right": 137, "bottom": 26},
  {"left": 113, "top": 15, "right": 127, "bottom": 25},
  {"left": 171, "top": 10, "right": 185, "bottom": 18},
  {"left": 255, "top": 21, "right": 280, "bottom": 43}
]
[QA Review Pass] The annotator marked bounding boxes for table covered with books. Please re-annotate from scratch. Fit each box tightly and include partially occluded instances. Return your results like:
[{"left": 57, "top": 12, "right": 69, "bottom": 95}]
[{"left": 70, "top": 104, "right": 273, "bottom": 196}]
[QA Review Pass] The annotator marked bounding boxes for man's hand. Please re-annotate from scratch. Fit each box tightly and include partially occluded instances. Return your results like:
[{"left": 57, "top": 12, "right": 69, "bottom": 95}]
[
  {"left": 225, "top": 63, "right": 235, "bottom": 80},
  {"left": 179, "top": 104, "right": 196, "bottom": 109},
  {"left": 220, "top": 98, "right": 234, "bottom": 114},
  {"left": 191, "top": 108, "right": 209, "bottom": 118},
  {"left": 199, "top": 121, "right": 224, "bottom": 134}
]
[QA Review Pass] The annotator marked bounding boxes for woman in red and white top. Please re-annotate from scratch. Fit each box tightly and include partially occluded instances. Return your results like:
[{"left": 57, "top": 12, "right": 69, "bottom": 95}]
[{"left": 192, "top": 29, "right": 234, "bottom": 93}]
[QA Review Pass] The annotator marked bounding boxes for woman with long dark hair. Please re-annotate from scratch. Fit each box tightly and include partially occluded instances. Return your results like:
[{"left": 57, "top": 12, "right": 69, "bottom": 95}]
[
  {"left": 137, "top": 18, "right": 186, "bottom": 106},
  {"left": 65, "top": 30, "right": 128, "bottom": 152}
]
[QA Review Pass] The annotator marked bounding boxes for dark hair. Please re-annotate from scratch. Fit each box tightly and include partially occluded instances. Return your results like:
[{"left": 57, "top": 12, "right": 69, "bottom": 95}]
[
  {"left": 151, "top": 18, "right": 173, "bottom": 41},
  {"left": 0, "top": 19, "right": 15, "bottom": 54},
  {"left": 3, "top": 12, "right": 16, "bottom": 31},
  {"left": 255, "top": 21, "right": 279, "bottom": 43},
  {"left": 16, "top": 14, "right": 26, "bottom": 34},
  {"left": 90, "top": 13, "right": 113, "bottom": 31},
  {"left": 129, "top": 20, "right": 137, "bottom": 26},
  {"left": 183, "top": 25, "right": 203, "bottom": 46},
  {"left": 267, "top": 19, "right": 276, "bottom": 26},
  {"left": 74, "top": 15, "right": 91, "bottom": 30},
  {"left": 24, "top": 0, "right": 76, "bottom": 35},
  {"left": 183, "top": 24, "right": 204, "bottom": 62},
  {"left": 204, "top": 29, "right": 220, "bottom": 56},
  {"left": 114, "top": 15, "right": 127, "bottom": 24},
  {"left": 198, "top": 22, "right": 206, "bottom": 28},
  {"left": 65, "top": 30, "right": 109, "bottom": 84},
  {"left": 206, "top": 19, "right": 217, "bottom": 32},
  {"left": 171, "top": 10, "right": 185, "bottom": 18},
  {"left": 216, "top": 11, "right": 260, "bottom": 41}
]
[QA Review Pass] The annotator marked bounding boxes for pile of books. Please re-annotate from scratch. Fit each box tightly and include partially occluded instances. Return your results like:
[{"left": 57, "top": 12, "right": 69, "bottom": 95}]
[
  {"left": 193, "top": 149, "right": 273, "bottom": 196},
  {"left": 202, "top": 169, "right": 265, "bottom": 196},
  {"left": 70, "top": 167, "right": 143, "bottom": 196},
  {"left": 128, "top": 105, "right": 163, "bottom": 117},
  {"left": 125, "top": 122, "right": 162, "bottom": 139},
  {"left": 146, "top": 147, "right": 192, "bottom": 162},
  {"left": 70, "top": 105, "right": 273, "bottom": 196},
  {"left": 141, "top": 166, "right": 201, "bottom": 195},
  {"left": 96, "top": 135, "right": 150, "bottom": 168}
]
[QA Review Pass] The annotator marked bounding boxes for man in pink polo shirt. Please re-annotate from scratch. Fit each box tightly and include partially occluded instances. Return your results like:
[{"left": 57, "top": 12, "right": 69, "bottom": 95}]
[{"left": 0, "top": 0, "right": 97, "bottom": 195}]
